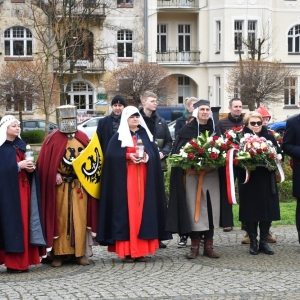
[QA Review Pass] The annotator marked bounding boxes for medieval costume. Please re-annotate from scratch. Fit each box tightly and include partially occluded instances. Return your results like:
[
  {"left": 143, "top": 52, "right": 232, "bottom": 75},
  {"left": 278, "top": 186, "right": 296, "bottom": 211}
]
[
  {"left": 37, "top": 105, "right": 98, "bottom": 267},
  {"left": 166, "top": 100, "right": 221, "bottom": 259},
  {"left": 96, "top": 106, "right": 171, "bottom": 262},
  {"left": 0, "top": 115, "right": 46, "bottom": 272}
]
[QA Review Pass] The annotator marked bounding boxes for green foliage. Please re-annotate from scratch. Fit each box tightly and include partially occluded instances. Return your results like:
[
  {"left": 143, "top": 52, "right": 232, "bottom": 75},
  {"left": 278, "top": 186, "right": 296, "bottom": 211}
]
[
  {"left": 278, "top": 180, "right": 294, "bottom": 202},
  {"left": 21, "top": 130, "right": 44, "bottom": 144}
]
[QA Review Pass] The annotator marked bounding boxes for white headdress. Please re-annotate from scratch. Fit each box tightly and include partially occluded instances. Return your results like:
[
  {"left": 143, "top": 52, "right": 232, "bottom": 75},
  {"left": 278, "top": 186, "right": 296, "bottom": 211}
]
[
  {"left": 118, "top": 106, "right": 153, "bottom": 148},
  {"left": 0, "top": 115, "right": 21, "bottom": 146}
]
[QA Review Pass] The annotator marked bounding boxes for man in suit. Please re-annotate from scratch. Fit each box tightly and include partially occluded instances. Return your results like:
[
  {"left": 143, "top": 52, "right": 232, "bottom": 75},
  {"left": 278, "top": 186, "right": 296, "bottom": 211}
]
[{"left": 282, "top": 114, "right": 300, "bottom": 242}]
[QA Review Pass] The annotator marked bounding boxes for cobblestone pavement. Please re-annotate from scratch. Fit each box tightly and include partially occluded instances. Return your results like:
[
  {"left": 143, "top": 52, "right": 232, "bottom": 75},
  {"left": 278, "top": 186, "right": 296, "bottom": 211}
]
[{"left": 1, "top": 226, "right": 300, "bottom": 300}]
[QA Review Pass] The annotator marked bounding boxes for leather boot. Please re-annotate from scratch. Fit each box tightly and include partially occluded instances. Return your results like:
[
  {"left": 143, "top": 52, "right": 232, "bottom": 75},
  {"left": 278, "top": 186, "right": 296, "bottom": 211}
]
[
  {"left": 203, "top": 238, "right": 219, "bottom": 258},
  {"left": 186, "top": 238, "right": 200, "bottom": 259},
  {"left": 259, "top": 222, "right": 274, "bottom": 255},
  {"left": 267, "top": 231, "right": 277, "bottom": 243},
  {"left": 76, "top": 256, "right": 90, "bottom": 265},
  {"left": 51, "top": 255, "right": 65, "bottom": 268},
  {"left": 246, "top": 222, "right": 258, "bottom": 255},
  {"left": 241, "top": 232, "right": 250, "bottom": 244}
]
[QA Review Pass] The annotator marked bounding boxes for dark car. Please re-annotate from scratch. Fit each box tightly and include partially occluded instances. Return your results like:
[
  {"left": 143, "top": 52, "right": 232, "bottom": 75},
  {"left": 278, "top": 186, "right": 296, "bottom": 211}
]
[
  {"left": 22, "top": 120, "right": 57, "bottom": 133},
  {"left": 268, "top": 114, "right": 298, "bottom": 136}
]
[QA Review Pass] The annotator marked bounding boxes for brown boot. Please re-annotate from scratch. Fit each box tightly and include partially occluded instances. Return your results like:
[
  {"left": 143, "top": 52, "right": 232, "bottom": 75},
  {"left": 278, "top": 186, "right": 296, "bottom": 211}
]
[
  {"left": 186, "top": 238, "right": 200, "bottom": 259},
  {"left": 51, "top": 256, "right": 65, "bottom": 268},
  {"left": 241, "top": 233, "right": 250, "bottom": 244},
  {"left": 203, "top": 238, "right": 219, "bottom": 258},
  {"left": 267, "top": 232, "right": 277, "bottom": 243},
  {"left": 75, "top": 256, "right": 90, "bottom": 266}
]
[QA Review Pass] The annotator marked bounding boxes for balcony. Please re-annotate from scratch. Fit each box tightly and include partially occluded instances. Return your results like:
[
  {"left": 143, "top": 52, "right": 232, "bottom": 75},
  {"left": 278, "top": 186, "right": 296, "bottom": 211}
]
[
  {"left": 156, "top": 50, "right": 200, "bottom": 65},
  {"left": 52, "top": 56, "right": 105, "bottom": 74},
  {"left": 157, "top": 0, "right": 199, "bottom": 10}
]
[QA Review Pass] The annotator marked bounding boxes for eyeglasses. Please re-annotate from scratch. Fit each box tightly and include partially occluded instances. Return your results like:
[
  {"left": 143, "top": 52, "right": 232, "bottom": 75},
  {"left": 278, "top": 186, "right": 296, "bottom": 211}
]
[{"left": 249, "top": 121, "right": 262, "bottom": 126}]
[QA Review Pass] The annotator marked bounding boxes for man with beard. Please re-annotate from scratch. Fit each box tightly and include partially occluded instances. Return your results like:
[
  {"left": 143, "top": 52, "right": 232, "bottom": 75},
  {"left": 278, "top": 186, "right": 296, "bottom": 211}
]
[{"left": 166, "top": 100, "right": 221, "bottom": 259}]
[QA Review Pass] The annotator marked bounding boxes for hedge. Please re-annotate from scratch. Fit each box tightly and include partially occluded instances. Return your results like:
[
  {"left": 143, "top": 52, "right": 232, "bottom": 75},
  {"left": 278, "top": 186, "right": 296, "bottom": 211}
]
[{"left": 21, "top": 130, "right": 44, "bottom": 144}]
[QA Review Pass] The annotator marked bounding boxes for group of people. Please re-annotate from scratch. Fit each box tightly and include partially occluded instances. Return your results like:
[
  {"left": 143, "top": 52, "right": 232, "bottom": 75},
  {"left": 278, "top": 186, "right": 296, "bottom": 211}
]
[{"left": 0, "top": 92, "right": 299, "bottom": 273}]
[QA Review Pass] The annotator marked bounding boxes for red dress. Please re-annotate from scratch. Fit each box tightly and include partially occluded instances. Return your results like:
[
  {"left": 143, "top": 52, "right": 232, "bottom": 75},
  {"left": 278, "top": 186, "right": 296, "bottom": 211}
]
[
  {"left": 0, "top": 150, "right": 40, "bottom": 271},
  {"left": 108, "top": 136, "right": 159, "bottom": 258}
]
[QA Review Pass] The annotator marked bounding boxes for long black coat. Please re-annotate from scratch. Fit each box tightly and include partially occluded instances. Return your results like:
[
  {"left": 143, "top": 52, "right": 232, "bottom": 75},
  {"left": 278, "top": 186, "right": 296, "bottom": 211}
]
[
  {"left": 238, "top": 126, "right": 280, "bottom": 222},
  {"left": 96, "top": 126, "right": 172, "bottom": 245},
  {"left": 282, "top": 114, "right": 300, "bottom": 197},
  {"left": 96, "top": 114, "right": 114, "bottom": 155},
  {"left": 165, "top": 118, "right": 220, "bottom": 234}
]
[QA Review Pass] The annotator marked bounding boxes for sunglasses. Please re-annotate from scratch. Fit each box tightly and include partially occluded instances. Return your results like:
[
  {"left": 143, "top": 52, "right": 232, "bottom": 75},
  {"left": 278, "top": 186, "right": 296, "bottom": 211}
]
[{"left": 249, "top": 121, "right": 262, "bottom": 126}]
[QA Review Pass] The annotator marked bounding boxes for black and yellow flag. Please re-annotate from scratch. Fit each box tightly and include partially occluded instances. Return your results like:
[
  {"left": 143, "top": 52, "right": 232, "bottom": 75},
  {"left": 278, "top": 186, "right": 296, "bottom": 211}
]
[{"left": 72, "top": 132, "right": 104, "bottom": 199}]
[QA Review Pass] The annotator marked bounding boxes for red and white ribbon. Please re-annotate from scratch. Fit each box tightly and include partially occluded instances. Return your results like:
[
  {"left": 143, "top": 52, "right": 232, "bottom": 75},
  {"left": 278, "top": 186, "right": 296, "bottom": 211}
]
[
  {"left": 225, "top": 148, "right": 238, "bottom": 205},
  {"left": 276, "top": 162, "right": 285, "bottom": 183}
]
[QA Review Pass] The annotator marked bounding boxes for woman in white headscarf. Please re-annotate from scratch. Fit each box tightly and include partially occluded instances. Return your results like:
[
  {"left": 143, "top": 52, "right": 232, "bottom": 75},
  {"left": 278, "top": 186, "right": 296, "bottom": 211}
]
[
  {"left": 96, "top": 106, "right": 171, "bottom": 262},
  {"left": 0, "top": 115, "right": 46, "bottom": 273}
]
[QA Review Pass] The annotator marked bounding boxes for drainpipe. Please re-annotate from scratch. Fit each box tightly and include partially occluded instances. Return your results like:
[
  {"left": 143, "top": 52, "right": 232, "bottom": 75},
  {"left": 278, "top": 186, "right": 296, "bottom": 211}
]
[{"left": 144, "top": 0, "right": 148, "bottom": 62}]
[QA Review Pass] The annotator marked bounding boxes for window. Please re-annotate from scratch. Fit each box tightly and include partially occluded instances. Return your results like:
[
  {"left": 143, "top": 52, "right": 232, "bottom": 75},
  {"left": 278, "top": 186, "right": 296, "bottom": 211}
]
[
  {"left": 157, "top": 24, "right": 167, "bottom": 52},
  {"left": 66, "top": 30, "right": 93, "bottom": 62},
  {"left": 288, "top": 25, "right": 300, "bottom": 53},
  {"left": 117, "top": 0, "right": 133, "bottom": 7},
  {"left": 234, "top": 21, "right": 243, "bottom": 51},
  {"left": 215, "top": 76, "right": 221, "bottom": 106},
  {"left": 216, "top": 21, "right": 221, "bottom": 52},
  {"left": 4, "top": 26, "right": 32, "bottom": 56},
  {"left": 284, "top": 77, "right": 297, "bottom": 105},
  {"left": 178, "top": 76, "right": 190, "bottom": 104},
  {"left": 248, "top": 21, "right": 256, "bottom": 49},
  {"left": 178, "top": 25, "right": 191, "bottom": 52},
  {"left": 117, "top": 30, "right": 133, "bottom": 58},
  {"left": 67, "top": 81, "right": 94, "bottom": 111}
]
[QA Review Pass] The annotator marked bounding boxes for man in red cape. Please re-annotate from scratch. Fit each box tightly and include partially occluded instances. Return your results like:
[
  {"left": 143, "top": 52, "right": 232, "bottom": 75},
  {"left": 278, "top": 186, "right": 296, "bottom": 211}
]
[{"left": 37, "top": 105, "right": 98, "bottom": 267}]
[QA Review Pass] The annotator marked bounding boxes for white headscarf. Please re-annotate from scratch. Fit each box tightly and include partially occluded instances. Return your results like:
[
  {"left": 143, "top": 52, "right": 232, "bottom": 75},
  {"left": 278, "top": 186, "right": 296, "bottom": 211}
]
[
  {"left": 0, "top": 115, "right": 21, "bottom": 146},
  {"left": 118, "top": 106, "right": 153, "bottom": 148}
]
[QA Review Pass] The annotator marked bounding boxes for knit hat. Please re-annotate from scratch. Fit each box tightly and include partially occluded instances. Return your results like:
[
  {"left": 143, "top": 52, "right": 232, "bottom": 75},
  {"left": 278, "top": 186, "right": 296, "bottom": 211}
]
[
  {"left": 193, "top": 99, "right": 210, "bottom": 109},
  {"left": 111, "top": 95, "right": 126, "bottom": 107}
]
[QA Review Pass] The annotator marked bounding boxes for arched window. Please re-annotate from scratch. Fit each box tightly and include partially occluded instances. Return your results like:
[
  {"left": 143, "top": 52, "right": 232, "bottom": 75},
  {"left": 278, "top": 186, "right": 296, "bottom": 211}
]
[
  {"left": 4, "top": 26, "right": 32, "bottom": 56},
  {"left": 67, "top": 81, "right": 94, "bottom": 111},
  {"left": 288, "top": 25, "right": 300, "bottom": 53},
  {"left": 117, "top": 30, "right": 133, "bottom": 58}
]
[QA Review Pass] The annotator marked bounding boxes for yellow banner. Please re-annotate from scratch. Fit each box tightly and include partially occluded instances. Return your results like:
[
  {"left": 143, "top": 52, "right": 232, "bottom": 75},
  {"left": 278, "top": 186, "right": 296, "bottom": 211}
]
[{"left": 72, "top": 132, "right": 104, "bottom": 199}]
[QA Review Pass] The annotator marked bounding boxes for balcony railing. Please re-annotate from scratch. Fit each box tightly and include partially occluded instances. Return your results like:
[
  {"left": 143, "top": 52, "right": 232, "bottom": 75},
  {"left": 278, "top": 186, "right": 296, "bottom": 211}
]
[
  {"left": 156, "top": 50, "right": 200, "bottom": 64},
  {"left": 157, "top": 0, "right": 199, "bottom": 8},
  {"left": 52, "top": 56, "right": 105, "bottom": 73}
]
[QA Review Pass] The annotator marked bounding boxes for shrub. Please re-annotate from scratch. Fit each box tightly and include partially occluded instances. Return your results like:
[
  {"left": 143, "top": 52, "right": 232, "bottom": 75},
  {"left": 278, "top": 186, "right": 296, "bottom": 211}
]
[
  {"left": 278, "top": 180, "right": 294, "bottom": 203},
  {"left": 21, "top": 130, "right": 44, "bottom": 144}
]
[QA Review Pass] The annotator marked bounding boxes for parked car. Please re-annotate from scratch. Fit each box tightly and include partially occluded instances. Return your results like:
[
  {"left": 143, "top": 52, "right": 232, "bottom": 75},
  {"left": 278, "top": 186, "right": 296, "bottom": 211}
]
[
  {"left": 77, "top": 116, "right": 105, "bottom": 139},
  {"left": 268, "top": 114, "right": 298, "bottom": 136},
  {"left": 22, "top": 120, "right": 57, "bottom": 133},
  {"left": 156, "top": 106, "right": 185, "bottom": 123}
]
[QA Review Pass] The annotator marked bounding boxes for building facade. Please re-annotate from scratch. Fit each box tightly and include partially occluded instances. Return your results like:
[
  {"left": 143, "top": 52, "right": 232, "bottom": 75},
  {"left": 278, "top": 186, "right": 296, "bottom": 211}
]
[{"left": 148, "top": 0, "right": 300, "bottom": 121}]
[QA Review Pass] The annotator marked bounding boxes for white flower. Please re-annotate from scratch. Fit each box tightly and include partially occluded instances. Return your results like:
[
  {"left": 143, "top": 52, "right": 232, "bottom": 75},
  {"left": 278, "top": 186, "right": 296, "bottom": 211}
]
[
  {"left": 222, "top": 153, "right": 226, "bottom": 158},
  {"left": 277, "top": 154, "right": 282, "bottom": 161},
  {"left": 180, "top": 149, "right": 188, "bottom": 158},
  {"left": 207, "top": 137, "right": 213, "bottom": 142}
]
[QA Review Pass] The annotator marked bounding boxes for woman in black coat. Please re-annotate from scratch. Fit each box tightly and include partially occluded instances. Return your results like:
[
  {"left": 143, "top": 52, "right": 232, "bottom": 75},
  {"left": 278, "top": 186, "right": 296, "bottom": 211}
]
[{"left": 238, "top": 111, "right": 280, "bottom": 256}]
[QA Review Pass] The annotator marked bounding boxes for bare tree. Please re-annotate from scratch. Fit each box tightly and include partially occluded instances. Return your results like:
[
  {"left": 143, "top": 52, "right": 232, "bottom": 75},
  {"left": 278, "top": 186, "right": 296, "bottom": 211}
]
[
  {"left": 104, "top": 62, "right": 177, "bottom": 106},
  {"left": 0, "top": 61, "right": 54, "bottom": 130},
  {"left": 25, "top": 0, "right": 115, "bottom": 105},
  {"left": 226, "top": 59, "right": 295, "bottom": 111}
]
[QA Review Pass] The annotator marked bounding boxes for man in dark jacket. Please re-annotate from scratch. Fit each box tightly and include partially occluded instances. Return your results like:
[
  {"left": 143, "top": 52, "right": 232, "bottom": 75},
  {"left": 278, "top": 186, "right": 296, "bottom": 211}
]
[
  {"left": 216, "top": 98, "right": 243, "bottom": 233},
  {"left": 140, "top": 91, "right": 172, "bottom": 248},
  {"left": 96, "top": 95, "right": 126, "bottom": 154},
  {"left": 282, "top": 114, "right": 300, "bottom": 243}
]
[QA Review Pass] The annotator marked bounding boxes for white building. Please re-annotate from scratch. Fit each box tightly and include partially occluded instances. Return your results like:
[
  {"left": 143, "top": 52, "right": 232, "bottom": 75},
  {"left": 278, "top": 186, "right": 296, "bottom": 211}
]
[{"left": 147, "top": 0, "right": 300, "bottom": 121}]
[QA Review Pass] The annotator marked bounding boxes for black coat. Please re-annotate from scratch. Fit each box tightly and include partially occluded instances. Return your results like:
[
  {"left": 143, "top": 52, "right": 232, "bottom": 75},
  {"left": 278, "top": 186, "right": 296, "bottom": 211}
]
[
  {"left": 282, "top": 114, "right": 300, "bottom": 197},
  {"left": 96, "top": 114, "right": 114, "bottom": 155},
  {"left": 165, "top": 118, "right": 220, "bottom": 234},
  {"left": 96, "top": 126, "right": 172, "bottom": 245},
  {"left": 238, "top": 126, "right": 280, "bottom": 222},
  {"left": 175, "top": 115, "right": 186, "bottom": 137}
]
